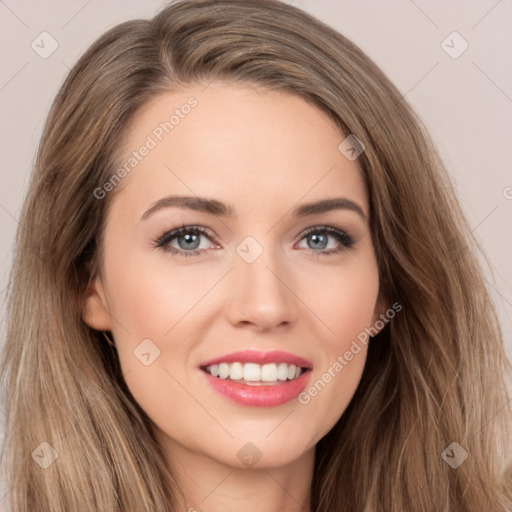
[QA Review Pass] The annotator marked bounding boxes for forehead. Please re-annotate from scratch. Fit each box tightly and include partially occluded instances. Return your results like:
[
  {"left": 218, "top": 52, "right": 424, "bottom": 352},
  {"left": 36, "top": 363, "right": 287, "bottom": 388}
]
[{"left": 111, "top": 83, "right": 368, "bottom": 221}]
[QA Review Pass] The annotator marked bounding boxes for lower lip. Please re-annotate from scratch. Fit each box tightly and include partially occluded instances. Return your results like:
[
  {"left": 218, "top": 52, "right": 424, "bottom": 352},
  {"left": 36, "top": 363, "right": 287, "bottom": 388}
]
[{"left": 201, "top": 370, "right": 311, "bottom": 407}]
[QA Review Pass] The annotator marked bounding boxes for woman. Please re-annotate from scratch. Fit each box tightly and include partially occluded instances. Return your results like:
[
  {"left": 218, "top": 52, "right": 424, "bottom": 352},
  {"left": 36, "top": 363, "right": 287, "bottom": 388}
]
[{"left": 1, "top": 0, "right": 511, "bottom": 510}]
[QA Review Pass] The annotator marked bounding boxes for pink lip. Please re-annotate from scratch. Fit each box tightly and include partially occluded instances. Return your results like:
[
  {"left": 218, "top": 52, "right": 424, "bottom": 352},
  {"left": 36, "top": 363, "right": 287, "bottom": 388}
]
[
  {"left": 198, "top": 350, "right": 313, "bottom": 407},
  {"left": 200, "top": 369, "right": 312, "bottom": 407},
  {"left": 199, "top": 350, "right": 313, "bottom": 369}
]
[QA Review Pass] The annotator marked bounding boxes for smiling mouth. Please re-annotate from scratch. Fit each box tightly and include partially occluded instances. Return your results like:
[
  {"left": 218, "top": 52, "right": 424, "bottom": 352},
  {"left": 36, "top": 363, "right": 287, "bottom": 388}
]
[{"left": 201, "top": 362, "right": 310, "bottom": 386}]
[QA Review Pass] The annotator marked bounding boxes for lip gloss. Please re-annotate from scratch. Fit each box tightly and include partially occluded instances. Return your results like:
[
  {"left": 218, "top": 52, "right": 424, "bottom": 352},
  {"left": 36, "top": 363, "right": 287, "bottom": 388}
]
[{"left": 200, "top": 369, "right": 311, "bottom": 407}]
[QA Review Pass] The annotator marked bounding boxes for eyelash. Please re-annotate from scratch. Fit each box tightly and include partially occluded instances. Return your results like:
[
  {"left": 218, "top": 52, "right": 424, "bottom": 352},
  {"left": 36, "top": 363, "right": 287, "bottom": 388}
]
[{"left": 152, "top": 224, "right": 356, "bottom": 258}]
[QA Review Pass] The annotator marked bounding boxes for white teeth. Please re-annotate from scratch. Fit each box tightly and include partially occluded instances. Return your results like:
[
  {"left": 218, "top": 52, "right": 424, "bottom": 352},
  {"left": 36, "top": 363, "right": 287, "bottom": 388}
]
[
  {"left": 261, "top": 363, "right": 277, "bottom": 382},
  {"left": 204, "top": 362, "right": 305, "bottom": 382},
  {"left": 230, "top": 362, "right": 244, "bottom": 380},
  {"left": 219, "top": 363, "right": 230, "bottom": 379},
  {"left": 277, "top": 362, "right": 289, "bottom": 381},
  {"left": 243, "top": 363, "right": 261, "bottom": 381}
]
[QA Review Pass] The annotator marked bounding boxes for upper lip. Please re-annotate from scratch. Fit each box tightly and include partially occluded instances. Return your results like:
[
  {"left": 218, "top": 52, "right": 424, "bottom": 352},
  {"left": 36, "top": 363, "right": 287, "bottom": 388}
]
[{"left": 200, "top": 350, "right": 313, "bottom": 369}]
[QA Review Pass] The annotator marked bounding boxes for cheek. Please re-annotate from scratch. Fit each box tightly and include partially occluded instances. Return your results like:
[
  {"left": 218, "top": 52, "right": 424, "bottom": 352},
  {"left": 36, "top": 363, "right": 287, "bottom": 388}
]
[
  {"left": 298, "top": 349, "right": 368, "bottom": 445},
  {"left": 104, "top": 259, "right": 212, "bottom": 443},
  {"left": 301, "top": 250, "right": 380, "bottom": 350},
  {"left": 294, "top": 253, "right": 379, "bottom": 434},
  {"left": 104, "top": 253, "right": 211, "bottom": 342}
]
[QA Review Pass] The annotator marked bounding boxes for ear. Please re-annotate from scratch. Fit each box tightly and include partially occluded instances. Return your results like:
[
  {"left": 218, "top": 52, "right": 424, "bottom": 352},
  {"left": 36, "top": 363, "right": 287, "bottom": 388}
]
[{"left": 82, "top": 273, "right": 112, "bottom": 331}]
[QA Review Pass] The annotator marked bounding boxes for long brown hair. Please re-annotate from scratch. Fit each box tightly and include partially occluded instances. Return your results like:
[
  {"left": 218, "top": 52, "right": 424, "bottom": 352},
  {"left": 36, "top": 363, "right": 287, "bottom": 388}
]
[{"left": 1, "top": 1, "right": 511, "bottom": 510}]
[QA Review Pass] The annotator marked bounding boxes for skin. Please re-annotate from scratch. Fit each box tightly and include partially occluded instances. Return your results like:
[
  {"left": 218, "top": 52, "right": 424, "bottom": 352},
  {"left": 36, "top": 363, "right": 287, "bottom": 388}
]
[{"left": 84, "top": 82, "right": 387, "bottom": 512}]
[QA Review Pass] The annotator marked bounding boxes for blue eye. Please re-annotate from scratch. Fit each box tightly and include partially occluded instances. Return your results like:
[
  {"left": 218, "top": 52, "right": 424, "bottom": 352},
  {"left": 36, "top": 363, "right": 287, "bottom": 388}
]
[
  {"left": 153, "top": 224, "right": 356, "bottom": 258},
  {"left": 153, "top": 225, "right": 214, "bottom": 257},
  {"left": 297, "top": 226, "right": 355, "bottom": 257}
]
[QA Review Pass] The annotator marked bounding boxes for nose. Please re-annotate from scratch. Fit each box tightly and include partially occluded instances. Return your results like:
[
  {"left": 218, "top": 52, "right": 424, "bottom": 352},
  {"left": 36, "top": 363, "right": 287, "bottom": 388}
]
[{"left": 224, "top": 247, "right": 298, "bottom": 333}]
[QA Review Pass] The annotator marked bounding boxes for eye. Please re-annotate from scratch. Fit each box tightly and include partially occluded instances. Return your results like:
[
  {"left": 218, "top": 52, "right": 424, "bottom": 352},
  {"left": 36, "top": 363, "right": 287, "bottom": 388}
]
[
  {"left": 152, "top": 225, "right": 217, "bottom": 257},
  {"left": 153, "top": 224, "right": 356, "bottom": 258},
  {"left": 296, "top": 225, "right": 356, "bottom": 257}
]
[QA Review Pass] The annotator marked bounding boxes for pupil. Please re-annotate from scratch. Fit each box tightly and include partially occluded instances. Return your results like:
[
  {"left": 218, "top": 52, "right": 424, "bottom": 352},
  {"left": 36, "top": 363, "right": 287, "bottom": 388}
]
[
  {"left": 310, "top": 233, "right": 327, "bottom": 250},
  {"left": 181, "top": 233, "right": 200, "bottom": 249}
]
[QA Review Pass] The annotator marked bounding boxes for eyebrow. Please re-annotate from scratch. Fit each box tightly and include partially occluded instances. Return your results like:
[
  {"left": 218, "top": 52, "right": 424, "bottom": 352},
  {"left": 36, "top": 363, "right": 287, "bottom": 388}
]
[{"left": 141, "top": 195, "right": 367, "bottom": 222}]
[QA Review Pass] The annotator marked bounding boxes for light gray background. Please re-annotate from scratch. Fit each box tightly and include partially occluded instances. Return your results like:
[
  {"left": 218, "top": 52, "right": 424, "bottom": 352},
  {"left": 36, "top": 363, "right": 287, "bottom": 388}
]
[{"left": 0, "top": 0, "right": 511, "bottom": 505}]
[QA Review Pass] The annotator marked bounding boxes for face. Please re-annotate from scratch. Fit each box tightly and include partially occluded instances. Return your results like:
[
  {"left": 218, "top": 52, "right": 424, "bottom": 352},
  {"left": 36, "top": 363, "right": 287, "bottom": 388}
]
[{"left": 84, "top": 82, "right": 386, "bottom": 471}]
